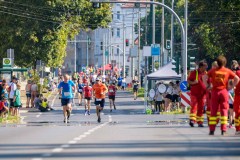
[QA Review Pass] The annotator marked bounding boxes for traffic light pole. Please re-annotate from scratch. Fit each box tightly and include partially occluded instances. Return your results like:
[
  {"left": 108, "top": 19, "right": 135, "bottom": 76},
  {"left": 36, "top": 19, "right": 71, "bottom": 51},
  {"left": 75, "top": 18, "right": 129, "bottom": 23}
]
[{"left": 91, "top": 0, "right": 187, "bottom": 81}]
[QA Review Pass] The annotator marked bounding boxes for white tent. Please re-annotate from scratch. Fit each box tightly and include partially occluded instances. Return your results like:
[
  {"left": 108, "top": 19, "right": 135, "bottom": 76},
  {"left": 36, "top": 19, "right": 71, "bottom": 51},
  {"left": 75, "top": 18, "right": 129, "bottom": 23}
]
[
  {"left": 147, "top": 62, "right": 181, "bottom": 80},
  {"left": 144, "top": 62, "right": 182, "bottom": 113}
]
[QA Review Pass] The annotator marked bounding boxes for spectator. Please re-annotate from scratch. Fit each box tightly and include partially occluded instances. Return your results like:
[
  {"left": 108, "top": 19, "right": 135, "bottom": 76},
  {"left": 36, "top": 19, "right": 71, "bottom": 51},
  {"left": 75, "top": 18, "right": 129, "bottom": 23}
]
[
  {"left": 31, "top": 81, "right": 38, "bottom": 108},
  {"left": 25, "top": 80, "right": 32, "bottom": 108},
  {"left": 39, "top": 98, "right": 53, "bottom": 112},
  {"left": 8, "top": 77, "right": 17, "bottom": 115},
  {"left": 34, "top": 94, "right": 43, "bottom": 109},
  {"left": 0, "top": 97, "right": 9, "bottom": 118},
  {"left": 164, "top": 82, "right": 174, "bottom": 112},
  {"left": 154, "top": 83, "right": 164, "bottom": 114},
  {"left": 13, "top": 84, "right": 22, "bottom": 117}
]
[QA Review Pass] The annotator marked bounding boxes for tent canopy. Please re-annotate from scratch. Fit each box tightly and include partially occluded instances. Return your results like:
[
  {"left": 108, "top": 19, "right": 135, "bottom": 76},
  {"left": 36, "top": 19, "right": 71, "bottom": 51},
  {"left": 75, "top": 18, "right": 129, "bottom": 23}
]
[{"left": 147, "top": 62, "right": 181, "bottom": 80}]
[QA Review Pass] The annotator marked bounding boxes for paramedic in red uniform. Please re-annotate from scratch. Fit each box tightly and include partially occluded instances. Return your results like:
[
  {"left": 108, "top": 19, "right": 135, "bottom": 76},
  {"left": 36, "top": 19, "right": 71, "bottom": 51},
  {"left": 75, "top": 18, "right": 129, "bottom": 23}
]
[
  {"left": 204, "top": 55, "right": 239, "bottom": 135},
  {"left": 233, "top": 66, "right": 240, "bottom": 135},
  {"left": 187, "top": 61, "right": 208, "bottom": 127}
]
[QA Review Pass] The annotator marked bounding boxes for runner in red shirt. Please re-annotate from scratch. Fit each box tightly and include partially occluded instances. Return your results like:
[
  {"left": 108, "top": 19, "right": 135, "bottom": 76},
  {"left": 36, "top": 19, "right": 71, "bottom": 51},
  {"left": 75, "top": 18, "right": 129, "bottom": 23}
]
[
  {"left": 234, "top": 69, "right": 240, "bottom": 135},
  {"left": 187, "top": 61, "right": 208, "bottom": 127},
  {"left": 108, "top": 82, "right": 117, "bottom": 112},
  {"left": 83, "top": 82, "right": 93, "bottom": 115},
  {"left": 203, "top": 56, "right": 239, "bottom": 135}
]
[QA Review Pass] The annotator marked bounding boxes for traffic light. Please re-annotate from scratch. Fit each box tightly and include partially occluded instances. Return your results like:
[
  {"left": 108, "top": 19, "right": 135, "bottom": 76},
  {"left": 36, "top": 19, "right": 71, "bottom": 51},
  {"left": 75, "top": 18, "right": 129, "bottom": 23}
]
[
  {"left": 100, "top": 42, "right": 103, "bottom": 50},
  {"left": 92, "top": 3, "right": 101, "bottom": 8},
  {"left": 166, "top": 40, "right": 171, "bottom": 50},
  {"left": 172, "top": 56, "right": 180, "bottom": 74},
  {"left": 125, "top": 39, "right": 129, "bottom": 46},
  {"left": 187, "top": 56, "right": 196, "bottom": 71}
]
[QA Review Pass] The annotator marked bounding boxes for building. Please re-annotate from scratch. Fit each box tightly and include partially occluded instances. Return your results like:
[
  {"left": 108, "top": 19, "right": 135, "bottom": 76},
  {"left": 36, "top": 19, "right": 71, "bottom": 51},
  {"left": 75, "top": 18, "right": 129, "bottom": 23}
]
[{"left": 63, "top": 1, "right": 150, "bottom": 79}]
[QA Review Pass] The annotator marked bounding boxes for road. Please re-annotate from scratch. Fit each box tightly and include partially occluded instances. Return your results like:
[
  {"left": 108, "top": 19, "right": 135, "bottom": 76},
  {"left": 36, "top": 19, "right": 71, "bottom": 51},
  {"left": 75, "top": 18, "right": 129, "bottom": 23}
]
[{"left": 0, "top": 90, "right": 240, "bottom": 160}]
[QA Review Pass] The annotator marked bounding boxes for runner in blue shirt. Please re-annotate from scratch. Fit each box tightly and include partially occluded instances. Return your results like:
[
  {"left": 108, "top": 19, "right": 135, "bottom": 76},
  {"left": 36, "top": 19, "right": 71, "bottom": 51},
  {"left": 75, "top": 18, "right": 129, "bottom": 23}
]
[{"left": 58, "top": 74, "right": 76, "bottom": 123}]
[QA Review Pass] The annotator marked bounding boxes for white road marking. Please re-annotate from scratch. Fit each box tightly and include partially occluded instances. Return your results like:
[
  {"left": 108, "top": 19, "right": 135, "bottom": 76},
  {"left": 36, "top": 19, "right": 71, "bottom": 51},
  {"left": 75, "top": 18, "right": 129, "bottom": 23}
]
[
  {"left": 52, "top": 148, "right": 63, "bottom": 153},
  {"left": 36, "top": 113, "right": 42, "bottom": 118},
  {"left": 42, "top": 153, "right": 52, "bottom": 157},
  {"left": 61, "top": 144, "right": 70, "bottom": 148},
  {"left": 68, "top": 140, "right": 77, "bottom": 144},
  {"left": 32, "top": 158, "right": 42, "bottom": 160}
]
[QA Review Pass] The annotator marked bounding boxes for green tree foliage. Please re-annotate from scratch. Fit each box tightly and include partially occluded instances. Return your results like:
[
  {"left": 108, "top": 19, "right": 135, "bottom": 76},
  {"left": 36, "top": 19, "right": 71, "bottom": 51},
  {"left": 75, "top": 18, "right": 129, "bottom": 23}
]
[
  {"left": 0, "top": 0, "right": 111, "bottom": 68},
  {"left": 189, "top": 0, "right": 240, "bottom": 63}
]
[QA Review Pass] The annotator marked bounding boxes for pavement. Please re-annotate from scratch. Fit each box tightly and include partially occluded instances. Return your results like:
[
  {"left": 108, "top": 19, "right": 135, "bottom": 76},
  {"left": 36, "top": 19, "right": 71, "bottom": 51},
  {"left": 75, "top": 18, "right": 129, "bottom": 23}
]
[{"left": 0, "top": 90, "right": 240, "bottom": 160}]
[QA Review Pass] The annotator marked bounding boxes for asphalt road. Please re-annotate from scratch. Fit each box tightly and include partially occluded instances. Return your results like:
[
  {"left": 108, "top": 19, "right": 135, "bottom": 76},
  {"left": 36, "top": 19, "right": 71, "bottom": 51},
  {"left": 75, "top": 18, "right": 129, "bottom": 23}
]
[{"left": 0, "top": 90, "right": 240, "bottom": 160}]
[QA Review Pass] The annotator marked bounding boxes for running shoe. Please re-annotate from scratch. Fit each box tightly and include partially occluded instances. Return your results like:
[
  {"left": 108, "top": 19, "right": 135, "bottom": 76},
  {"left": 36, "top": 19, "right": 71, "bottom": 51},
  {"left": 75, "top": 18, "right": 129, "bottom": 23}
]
[
  {"left": 87, "top": 111, "right": 90, "bottom": 115},
  {"left": 64, "top": 117, "right": 68, "bottom": 123},
  {"left": 110, "top": 109, "right": 112, "bottom": 112},
  {"left": 85, "top": 110, "right": 88, "bottom": 116},
  {"left": 97, "top": 117, "right": 101, "bottom": 123},
  {"left": 198, "top": 124, "right": 204, "bottom": 127}
]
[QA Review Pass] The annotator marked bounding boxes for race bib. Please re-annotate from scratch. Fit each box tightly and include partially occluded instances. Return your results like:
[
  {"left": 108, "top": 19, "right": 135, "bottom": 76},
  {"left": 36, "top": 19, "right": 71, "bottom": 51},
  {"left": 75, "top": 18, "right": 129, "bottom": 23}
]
[
  {"left": 64, "top": 92, "right": 70, "bottom": 97},
  {"left": 96, "top": 98, "right": 102, "bottom": 101},
  {"left": 109, "top": 90, "right": 114, "bottom": 92},
  {"left": 78, "top": 89, "right": 82, "bottom": 92}
]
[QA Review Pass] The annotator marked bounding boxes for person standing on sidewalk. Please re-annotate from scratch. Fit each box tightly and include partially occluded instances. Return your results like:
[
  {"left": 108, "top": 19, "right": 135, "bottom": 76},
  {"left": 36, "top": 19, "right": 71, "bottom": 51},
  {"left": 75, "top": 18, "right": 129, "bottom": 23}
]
[
  {"left": 93, "top": 77, "right": 108, "bottom": 123},
  {"left": 25, "top": 80, "right": 32, "bottom": 108},
  {"left": 30, "top": 81, "right": 38, "bottom": 108},
  {"left": 108, "top": 82, "right": 117, "bottom": 112},
  {"left": 203, "top": 56, "right": 239, "bottom": 135},
  {"left": 8, "top": 77, "right": 17, "bottom": 115},
  {"left": 187, "top": 61, "right": 208, "bottom": 127},
  {"left": 58, "top": 74, "right": 76, "bottom": 123},
  {"left": 13, "top": 84, "right": 22, "bottom": 117},
  {"left": 83, "top": 82, "right": 93, "bottom": 115}
]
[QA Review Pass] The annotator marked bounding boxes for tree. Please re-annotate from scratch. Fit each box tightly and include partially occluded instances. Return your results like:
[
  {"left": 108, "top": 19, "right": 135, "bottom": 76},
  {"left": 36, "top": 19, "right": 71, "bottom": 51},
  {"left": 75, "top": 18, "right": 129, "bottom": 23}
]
[{"left": 0, "top": 0, "right": 111, "bottom": 68}]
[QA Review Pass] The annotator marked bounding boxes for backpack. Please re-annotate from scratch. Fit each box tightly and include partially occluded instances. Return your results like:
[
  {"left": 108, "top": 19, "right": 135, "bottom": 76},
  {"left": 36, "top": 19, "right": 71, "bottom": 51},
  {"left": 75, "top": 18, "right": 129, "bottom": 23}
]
[
  {"left": 7, "top": 83, "right": 12, "bottom": 93},
  {"left": 187, "top": 70, "right": 198, "bottom": 90}
]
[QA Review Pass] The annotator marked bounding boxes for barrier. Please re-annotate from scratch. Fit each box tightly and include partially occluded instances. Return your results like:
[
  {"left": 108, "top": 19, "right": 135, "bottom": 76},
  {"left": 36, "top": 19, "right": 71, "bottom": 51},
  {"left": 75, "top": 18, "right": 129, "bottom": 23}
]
[{"left": 180, "top": 91, "right": 191, "bottom": 107}]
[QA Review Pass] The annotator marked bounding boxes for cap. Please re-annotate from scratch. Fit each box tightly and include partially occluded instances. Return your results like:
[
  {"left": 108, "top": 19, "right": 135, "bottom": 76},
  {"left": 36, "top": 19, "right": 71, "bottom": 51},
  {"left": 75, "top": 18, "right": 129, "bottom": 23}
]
[
  {"left": 232, "top": 60, "right": 238, "bottom": 65},
  {"left": 96, "top": 77, "right": 100, "bottom": 81}
]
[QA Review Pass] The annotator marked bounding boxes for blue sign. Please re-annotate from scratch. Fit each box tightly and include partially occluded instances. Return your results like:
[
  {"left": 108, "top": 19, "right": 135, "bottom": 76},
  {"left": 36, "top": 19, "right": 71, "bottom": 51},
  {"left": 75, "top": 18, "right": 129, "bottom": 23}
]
[
  {"left": 151, "top": 44, "right": 160, "bottom": 56},
  {"left": 180, "top": 81, "right": 188, "bottom": 92}
]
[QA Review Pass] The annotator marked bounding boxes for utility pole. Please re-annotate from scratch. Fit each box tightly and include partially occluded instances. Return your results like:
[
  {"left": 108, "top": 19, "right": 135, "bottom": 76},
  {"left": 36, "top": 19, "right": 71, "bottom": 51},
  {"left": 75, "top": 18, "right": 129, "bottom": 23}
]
[
  {"left": 103, "top": 32, "right": 105, "bottom": 75},
  {"left": 74, "top": 35, "right": 77, "bottom": 73},
  {"left": 161, "top": 0, "right": 165, "bottom": 67},
  {"left": 170, "top": 0, "right": 174, "bottom": 60},
  {"left": 152, "top": 1, "right": 155, "bottom": 72},
  {"left": 131, "top": 8, "right": 135, "bottom": 80},
  {"left": 138, "top": 9, "right": 141, "bottom": 86},
  {"left": 86, "top": 34, "right": 89, "bottom": 67},
  {"left": 183, "top": 0, "right": 188, "bottom": 80},
  {"left": 123, "top": 15, "right": 126, "bottom": 78}
]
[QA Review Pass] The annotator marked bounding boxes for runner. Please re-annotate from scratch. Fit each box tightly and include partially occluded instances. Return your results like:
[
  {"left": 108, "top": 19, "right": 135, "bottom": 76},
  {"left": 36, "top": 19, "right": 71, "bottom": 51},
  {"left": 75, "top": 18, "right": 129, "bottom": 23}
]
[
  {"left": 58, "top": 74, "right": 76, "bottom": 123},
  {"left": 83, "top": 82, "right": 93, "bottom": 115},
  {"left": 92, "top": 77, "right": 108, "bottom": 123},
  {"left": 108, "top": 82, "right": 117, "bottom": 112},
  {"left": 132, "top": 78, "right": 140, "bottom": 100},
  {"left": 203, "top": 56, "right": 239, "bottom": 135},
  {"left": 77, "top": 79, "right": 84, "bottom": 106}
]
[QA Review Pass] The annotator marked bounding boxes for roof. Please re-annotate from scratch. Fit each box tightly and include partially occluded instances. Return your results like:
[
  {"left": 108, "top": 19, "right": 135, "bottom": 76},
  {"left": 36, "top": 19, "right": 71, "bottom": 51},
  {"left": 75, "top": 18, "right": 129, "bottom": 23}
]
[{"left": 147, "top": 62, "right": 181, "bottom": 80}]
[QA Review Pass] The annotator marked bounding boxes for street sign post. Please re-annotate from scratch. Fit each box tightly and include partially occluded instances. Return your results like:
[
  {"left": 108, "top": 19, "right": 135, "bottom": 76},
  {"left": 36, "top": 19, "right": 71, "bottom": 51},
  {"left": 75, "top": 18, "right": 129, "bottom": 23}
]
[
  {"left": 3, "top": 58, "right": 12, "bottom": 68},
  {"left": 180, "top": 80, "right": 188, "bottom": 92},
  {"left": 151, "top": 44, "right": 160, "bottom": 56}
]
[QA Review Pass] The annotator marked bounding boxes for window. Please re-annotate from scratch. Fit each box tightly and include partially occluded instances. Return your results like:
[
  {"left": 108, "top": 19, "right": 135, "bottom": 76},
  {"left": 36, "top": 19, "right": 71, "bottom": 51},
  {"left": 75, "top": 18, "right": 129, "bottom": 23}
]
[
  {"left": 117, "top": 45, "right": 119, "bottom": 55},
  {"left": 112, "top": 28, "right": 114, "bottom": 37},
  {"left": 117, "top": 28, "right": 120, "bottom": 37},
  {"left": 117, "top": 11, "right": 120, "bottom": 20}
]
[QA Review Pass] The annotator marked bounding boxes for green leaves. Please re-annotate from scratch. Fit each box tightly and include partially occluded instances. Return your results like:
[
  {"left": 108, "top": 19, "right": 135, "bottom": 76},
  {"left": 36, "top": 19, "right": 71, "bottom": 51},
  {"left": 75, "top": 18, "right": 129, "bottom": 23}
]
[{"left": 0, "top": 0, "right": 111, "bottom": 68}]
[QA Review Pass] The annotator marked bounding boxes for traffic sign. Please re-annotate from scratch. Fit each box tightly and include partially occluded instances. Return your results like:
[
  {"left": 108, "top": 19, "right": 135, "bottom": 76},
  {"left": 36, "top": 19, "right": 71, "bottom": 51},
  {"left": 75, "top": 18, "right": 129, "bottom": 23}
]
[
  {"left": 180, "top": 81, "right": 188, "bottom": 92},
  {"left": 3, "top": 58, "right": 12, "bottom": 68},
  {"left": 151, "top": 44, "right": 160, "bottom": 56}
]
